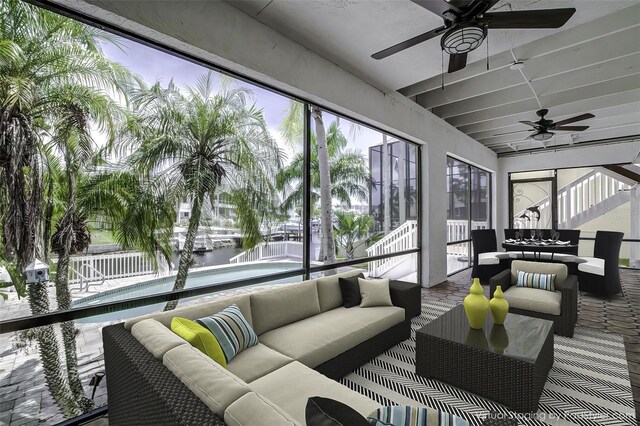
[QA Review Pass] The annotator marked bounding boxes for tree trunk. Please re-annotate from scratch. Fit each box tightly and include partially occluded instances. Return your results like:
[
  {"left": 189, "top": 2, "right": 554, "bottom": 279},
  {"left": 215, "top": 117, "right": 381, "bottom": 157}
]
[
  {"left": 164, "top": 191, "right": 205, "bottom": 311},
  {"left": 55, "top": 254, "right": 94, "bottom": 411},
  {"left": 312, "top": 107, "right": 335, "bottom": 264},
  {"left": 28, "top": 282, "right": 81, "bottom": 418},
  {"left": 54, "top": 160, "right": 94, "bottom": 411},
  {"left": 382, "top": 134, "right": 391, "bottom": 234}
]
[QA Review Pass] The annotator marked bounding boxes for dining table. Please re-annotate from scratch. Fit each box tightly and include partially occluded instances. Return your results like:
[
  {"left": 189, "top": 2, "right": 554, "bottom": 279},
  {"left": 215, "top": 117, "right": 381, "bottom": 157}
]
[{"left": 501, "top": 239, "right": 579, "bottom": 261}]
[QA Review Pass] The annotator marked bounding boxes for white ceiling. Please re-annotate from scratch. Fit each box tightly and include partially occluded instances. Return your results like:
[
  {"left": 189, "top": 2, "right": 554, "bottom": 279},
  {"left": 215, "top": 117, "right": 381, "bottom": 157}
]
[{"left": 228, "top": 0, "right": 640, "bottom": 154}]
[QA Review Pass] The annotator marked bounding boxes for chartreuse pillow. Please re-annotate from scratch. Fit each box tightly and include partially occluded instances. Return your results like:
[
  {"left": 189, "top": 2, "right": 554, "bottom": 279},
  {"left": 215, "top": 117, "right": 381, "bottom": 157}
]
[{"left": 170, "top": 317, "right": 227, "bottom": 368}]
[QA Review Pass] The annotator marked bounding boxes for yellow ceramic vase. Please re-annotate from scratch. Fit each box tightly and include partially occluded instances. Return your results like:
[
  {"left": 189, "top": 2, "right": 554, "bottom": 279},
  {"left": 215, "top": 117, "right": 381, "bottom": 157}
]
[
  {"left": 463, "top": 278, "right": 489, "bottom": 329},
  {"left": 490, "top": 285, "right": 509, "bottom": 325}
]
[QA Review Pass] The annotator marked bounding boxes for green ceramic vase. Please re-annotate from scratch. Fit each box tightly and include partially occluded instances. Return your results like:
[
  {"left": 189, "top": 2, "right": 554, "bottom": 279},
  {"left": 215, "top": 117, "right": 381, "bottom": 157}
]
[
  {"left": 463, "top": 278, "right": 489, "bottom": 329},
  {"left": 490, "top": 285, "right": 509, "bottom": 325}
]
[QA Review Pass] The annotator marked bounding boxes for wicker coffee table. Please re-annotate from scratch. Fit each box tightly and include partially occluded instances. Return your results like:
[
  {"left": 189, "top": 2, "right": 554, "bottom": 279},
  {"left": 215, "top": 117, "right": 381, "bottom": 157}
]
[{"left": 416, "top": 305, "right": 554, "bottom": 413}]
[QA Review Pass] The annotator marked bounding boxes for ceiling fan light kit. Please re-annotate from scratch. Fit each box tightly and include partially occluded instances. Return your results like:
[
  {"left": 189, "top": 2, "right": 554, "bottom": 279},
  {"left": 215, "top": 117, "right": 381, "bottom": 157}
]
[
  {"left": 441, "top": 23, "right": 486, "bottom": 55},
  {"left": 531, "top": 131, "right": 554, "bottom": 141}
]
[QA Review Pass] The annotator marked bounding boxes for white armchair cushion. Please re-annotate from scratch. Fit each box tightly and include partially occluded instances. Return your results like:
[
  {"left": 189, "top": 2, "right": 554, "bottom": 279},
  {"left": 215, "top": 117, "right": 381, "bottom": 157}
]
[
  {"left": 578, "top": 257, "right": 605, "bottom": 276},
  {"left": 504, "top": 287, "right": 562, "bottom": 316},
  {"left": 478, "top": 252, "right": 501, "bottom": 265}
]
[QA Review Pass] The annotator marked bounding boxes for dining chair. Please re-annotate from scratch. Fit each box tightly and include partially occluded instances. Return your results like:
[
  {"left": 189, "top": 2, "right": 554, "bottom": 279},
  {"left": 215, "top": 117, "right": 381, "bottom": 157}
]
[
  {"left": 577, "top": 230, "right": 624, "bottom": 298},
  {"left": 471, "top": 229, "right": 510, "bottom": 285}
]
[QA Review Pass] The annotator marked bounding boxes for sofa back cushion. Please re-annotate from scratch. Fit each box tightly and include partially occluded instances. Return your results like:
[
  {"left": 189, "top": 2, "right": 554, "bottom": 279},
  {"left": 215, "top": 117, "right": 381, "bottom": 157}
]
[
  {"left": 316, "top": 269, "right": 365, "bottom": 312},
  {"left": 124, "top": 294, "right": 252, "bottom": 330},
  {"left": 510, "top": 260, "right": 567, "bottom": 285},
  {"left": 251, "top": 280, "right": 320, "bottom": 335},
  {"left": 163, "top": 344, "right": 250, "bottom": 417},
  {"left": 131, "top": 318, "right": 187, "bottom": 359}
]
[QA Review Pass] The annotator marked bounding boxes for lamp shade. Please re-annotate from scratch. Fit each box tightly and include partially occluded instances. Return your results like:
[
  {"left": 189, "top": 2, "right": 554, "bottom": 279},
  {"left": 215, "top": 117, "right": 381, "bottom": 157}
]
[{"left": 532, "top": 131, "right": 553, "bottom": 141}]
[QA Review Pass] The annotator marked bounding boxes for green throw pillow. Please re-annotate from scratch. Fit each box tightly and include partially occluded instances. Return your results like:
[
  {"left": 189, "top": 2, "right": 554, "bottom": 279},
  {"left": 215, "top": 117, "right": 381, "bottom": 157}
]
[
  {"left": 516, "top": 270, "right": 556, "bottom": 291},
  {"left": 171, "top": 317, "right": 227, "bottom": 368}
]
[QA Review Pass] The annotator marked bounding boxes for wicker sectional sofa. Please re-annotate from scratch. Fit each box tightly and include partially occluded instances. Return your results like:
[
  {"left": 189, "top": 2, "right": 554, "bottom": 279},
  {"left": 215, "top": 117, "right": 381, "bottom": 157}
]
[{"left": 103, "top": 270, "right": 421, "bottom": 425}]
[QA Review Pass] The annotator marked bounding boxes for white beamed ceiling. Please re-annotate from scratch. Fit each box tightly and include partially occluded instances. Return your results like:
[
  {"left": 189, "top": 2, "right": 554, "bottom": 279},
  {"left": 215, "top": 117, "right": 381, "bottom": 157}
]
[{"left": 228, "top": 0, "right": 640, "bottom": 154}]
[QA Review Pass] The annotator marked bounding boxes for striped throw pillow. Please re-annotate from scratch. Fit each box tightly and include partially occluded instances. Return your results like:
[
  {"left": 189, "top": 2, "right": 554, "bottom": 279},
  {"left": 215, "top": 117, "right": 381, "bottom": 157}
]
[
  {"left": 516, "top": 270, "right": 556, "bottom": 291},
  {"left": 196, "top": 304, "right": 258, "bottom": 363},
  {"left": 368, "top": 406, "right": 469, "bottom": 426}
]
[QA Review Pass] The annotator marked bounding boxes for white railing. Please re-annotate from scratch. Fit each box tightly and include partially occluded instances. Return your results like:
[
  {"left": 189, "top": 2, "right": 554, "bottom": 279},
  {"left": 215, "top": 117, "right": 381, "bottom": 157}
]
[
  {"left": 366, "top": 220, "right": 417, "bottom": 277},
  {"left": 229, "top": 241, "right": 303, "bottom": 264},
  {"left": 514, "top": 168, "right": 631, "bottom": 229},
  {"left": 446, "top": 220, "right": 489, "bottom": 244},
  {"left": 68, "top": 252, "right": 156, "bottom": 284}
]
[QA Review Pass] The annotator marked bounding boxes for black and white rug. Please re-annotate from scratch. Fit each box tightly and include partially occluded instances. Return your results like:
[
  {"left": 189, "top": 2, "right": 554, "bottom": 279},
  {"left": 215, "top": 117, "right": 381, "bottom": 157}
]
[{"left": 340, "top": 300, "right": 636, "bottom": 425}]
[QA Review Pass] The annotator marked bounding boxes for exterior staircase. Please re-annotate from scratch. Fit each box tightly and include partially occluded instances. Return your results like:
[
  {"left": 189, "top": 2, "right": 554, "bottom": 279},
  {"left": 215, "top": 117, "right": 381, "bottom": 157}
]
[
  {"left": 366, "top": 220, "right": 418, "bottom": 278},
  {"left": 515, "top": 167, "right": 634, "bottom": 229}
]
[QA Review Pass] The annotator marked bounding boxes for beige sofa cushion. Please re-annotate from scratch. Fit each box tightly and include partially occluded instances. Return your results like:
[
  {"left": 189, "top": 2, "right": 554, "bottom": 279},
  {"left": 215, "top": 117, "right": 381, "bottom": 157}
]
[
  {"left": 131, "top": 319, "right": 187, "bottom": 359},
  {"left": 504, "top": 286, "right": 562, "bottom": 316},
  {"left": 316, "top": 269, "right": 364, "bottom": 312},
  {"left": 259, "top": 306, "right": 404, "bottom": 368},
  {"left": 124, "top": 295, "right": 252, "bottom": 330},
  {"left": 510, "top": 260, "right": 567, "bottom": 285},
  {"left": 224, "top": 392, "right": 300, "bottom": 426},
  {"left": 227, "top": 343, "right": 293, "bottom": 383},
  {"left": 163, "top": 345, "right": 250, "bottom": 417},
  {"left": 251, "top": 280, "right": 320, "bottom": 335},
  {"left": 251, "top": 361, "right": 379, "bottom": 424}
]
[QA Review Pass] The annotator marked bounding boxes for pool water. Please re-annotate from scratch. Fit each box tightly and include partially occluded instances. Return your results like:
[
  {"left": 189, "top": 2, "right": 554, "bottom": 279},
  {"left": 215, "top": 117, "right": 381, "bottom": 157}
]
[{"left": 73, "top": 262, "right": 302, "bottom": 323}]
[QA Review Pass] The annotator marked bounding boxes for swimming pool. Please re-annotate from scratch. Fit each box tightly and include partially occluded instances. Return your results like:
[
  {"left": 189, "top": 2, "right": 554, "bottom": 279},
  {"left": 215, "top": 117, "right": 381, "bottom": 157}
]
[{"left": 73, "top": 261, "right": 302, "bottom": 323}]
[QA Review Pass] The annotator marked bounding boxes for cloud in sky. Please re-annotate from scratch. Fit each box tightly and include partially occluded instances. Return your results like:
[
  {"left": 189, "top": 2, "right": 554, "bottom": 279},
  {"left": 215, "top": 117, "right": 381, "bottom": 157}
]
[{"left": 100, "top": 35, "right": 389, "bottom": 160}]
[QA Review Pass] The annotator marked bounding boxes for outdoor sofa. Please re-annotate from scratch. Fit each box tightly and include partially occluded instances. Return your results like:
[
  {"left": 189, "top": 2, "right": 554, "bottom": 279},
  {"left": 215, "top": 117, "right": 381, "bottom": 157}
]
[{"left": 102, "top": 270, "right": 422, "bottom": 425}]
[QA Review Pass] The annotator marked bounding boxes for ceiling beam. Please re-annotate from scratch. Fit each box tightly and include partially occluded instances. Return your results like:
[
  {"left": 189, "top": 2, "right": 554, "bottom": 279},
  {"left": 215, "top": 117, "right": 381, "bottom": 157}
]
[
  {"left": 459, "top": 89, "right": 640, "bottom": 135},
  {"left": 447, "top": 74, "right": 640, "bottom": 127},
  {"left": 434, "top": 56, "right": 640, "bottom": 119},
  {"left": 469, "top": 102, "right": 640, "bottom": 141},
  {"left": 416, "top": 28, "right": 639, "bottom": 111},
  {"left": 398, "top": 4, "right": 640, "bottom": 96}
]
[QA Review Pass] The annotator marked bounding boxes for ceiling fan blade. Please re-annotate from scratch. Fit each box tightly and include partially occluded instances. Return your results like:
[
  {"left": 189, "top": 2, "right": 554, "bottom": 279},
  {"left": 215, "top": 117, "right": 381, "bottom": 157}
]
[
  {"left": 448, "top": 52, "right": 468, "bottom": 73},
  {"left": 493, "top": 129, "right": 531, "bottom": 136},
  {"left": 552, "top": 113, "right": 595, "bottom": 127},
  {"left": 482, "top": 8, "right": 576, "bottom": 29},
  {"left": 371, "top": 26, "right": 445, "bottom": 60},
  {"left": 553, "top": 125, "right": 589, "bottom": 131},
  {"left": 519, "top": 121, "right": 538, "bottom": 127},
  {"left": 411, "top": 0, "right": 461, "bottom": 18}
]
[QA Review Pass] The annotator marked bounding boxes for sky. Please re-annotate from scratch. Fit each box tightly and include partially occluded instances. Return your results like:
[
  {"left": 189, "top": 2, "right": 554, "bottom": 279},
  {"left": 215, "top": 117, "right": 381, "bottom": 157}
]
[{"left": 100, "top": 37, "right": 386, "bottom": 162}]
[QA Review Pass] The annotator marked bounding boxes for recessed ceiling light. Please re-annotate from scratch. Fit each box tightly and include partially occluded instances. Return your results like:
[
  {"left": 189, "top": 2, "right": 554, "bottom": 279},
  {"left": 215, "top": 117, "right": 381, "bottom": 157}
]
[{"left": 510, "top": 60, "right": 525, "bottom": 70}]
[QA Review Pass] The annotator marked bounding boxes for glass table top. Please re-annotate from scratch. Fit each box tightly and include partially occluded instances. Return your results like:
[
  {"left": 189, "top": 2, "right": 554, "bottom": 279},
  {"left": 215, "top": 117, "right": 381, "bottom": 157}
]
[{"left": 418, "top": 305, "right": 554, "bottom": 363}]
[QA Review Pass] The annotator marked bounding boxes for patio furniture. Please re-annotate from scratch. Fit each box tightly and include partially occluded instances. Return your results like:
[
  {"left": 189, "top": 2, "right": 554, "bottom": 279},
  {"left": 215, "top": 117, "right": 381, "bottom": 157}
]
[
  {"left": 415, "top": 304, "right": 554, "bottom": 413},
  {"left": 490, "top": 260, "right": 578, "bottom": 337},
  {"left": 578, "top": 230, "right": 624, "bottom": 298},
  {"left": 471, "top": 229, "right": 510, "bottom": 285}
]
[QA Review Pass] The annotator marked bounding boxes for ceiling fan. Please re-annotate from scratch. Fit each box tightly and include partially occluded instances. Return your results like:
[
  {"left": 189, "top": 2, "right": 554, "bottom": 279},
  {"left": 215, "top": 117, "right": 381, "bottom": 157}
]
[
  {"left": 371, "top": 0, "right": 576, "bottom": 73},
  {"left": 494, "top": 109, "right": 595, "bottom": 141}
]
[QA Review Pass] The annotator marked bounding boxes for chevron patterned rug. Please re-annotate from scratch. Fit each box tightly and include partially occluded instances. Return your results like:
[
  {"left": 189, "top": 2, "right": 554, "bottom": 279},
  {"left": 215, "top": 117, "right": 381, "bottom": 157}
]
[{"left": 340, "top": 300, "right": 636, "bottom": 425}]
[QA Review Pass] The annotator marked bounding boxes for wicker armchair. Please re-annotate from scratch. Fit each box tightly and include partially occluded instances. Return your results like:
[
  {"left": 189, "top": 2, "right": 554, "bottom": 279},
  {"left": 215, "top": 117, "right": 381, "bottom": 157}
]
[{"left": 490, "top": 260, "right": 578, "bottom": 337}]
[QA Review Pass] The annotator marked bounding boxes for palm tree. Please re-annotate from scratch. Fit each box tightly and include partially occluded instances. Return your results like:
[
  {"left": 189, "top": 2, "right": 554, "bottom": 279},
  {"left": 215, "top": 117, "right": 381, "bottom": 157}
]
[
  {"left": 333, "top": 211, "right": 382, "bottom": 260},
  {"left": 277, "top": 109, "right": 369, "bottom": 262},
  {"left": 123, "top": 73, "right": 282, "bottom": 311},
  {"left": 0, "top": 0, "right": 138, "bottom": 416}
]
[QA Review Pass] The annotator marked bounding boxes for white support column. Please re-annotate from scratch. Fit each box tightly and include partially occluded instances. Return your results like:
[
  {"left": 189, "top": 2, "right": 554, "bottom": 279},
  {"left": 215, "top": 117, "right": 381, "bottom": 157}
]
[{"left": 630, "top": 185, "right": 639, "bottom": 268}]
